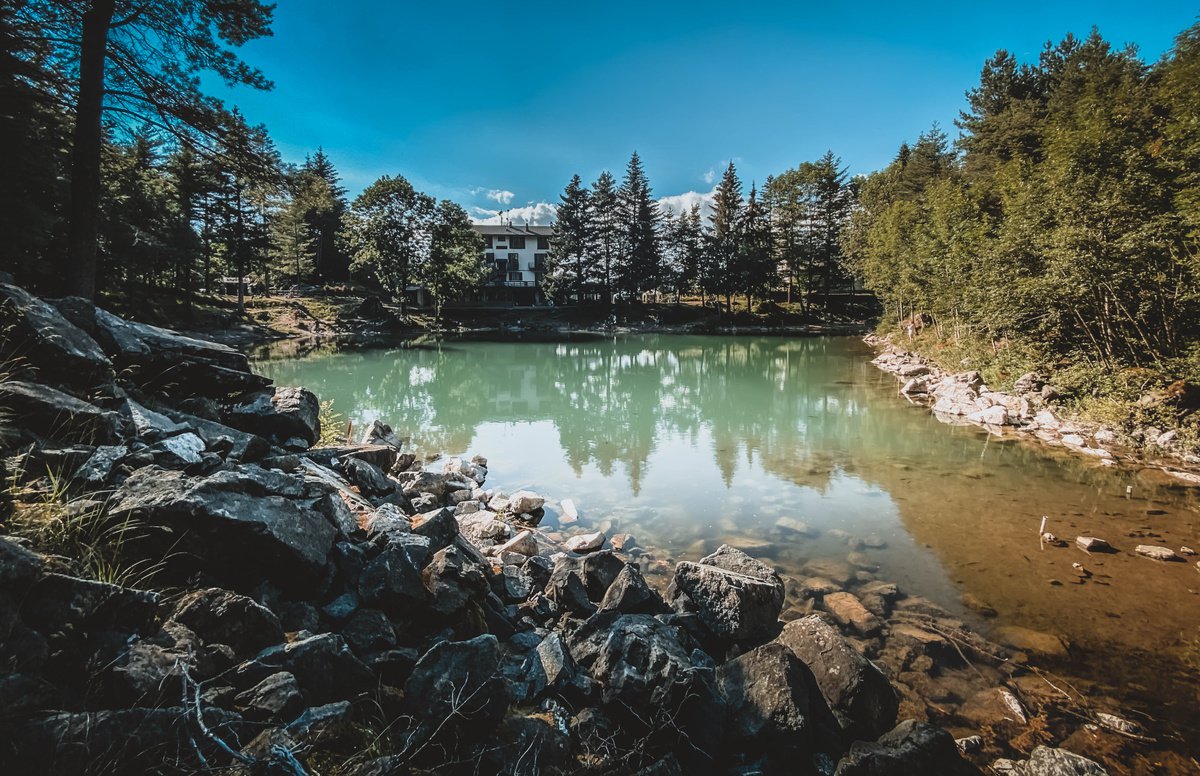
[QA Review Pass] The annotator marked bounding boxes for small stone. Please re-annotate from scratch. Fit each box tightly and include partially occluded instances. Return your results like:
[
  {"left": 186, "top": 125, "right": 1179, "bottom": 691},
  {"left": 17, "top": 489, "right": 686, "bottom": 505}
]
[
  {"left": 955, "top": 735, "right": 983, "bottom": 753},
  {"left": 508, "top": 490, "right": 545, "bottom": 514},
  {"left": 1075, "top": 536, "right": 1111, "bottom": 552},
  {"left": 774, "top": 517, "right": 812, "bottom": 535},
  {"left": 1135, "top": 544, "right": 1181, "bottom": 561},
  {"left": 496, "top": 530, "right": 538, "bottom": 558},
  {"left": 564, "top": 531, "right": 605, "bottom": 554},
  {"left": 1180, "top": 546, "right": 1196, "bottom": 556},
  {"left": 822, "top": 591, "right": 882, "bottom": 637},
  {"left": 559, "top": 498, "right": 579, "bottom": 521},
  {"left": 609, "top": 533, "right": 635, "bottom": 551},
  {"left": 1095, "top": 711, "right": 1145, "bottom": 736},
  {"left": 998, "top": 688, "right": 1028, "bottom": 724}
]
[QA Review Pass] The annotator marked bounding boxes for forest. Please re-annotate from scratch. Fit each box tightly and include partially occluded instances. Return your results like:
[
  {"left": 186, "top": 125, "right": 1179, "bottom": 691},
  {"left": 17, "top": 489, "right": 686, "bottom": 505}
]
[{"left": 4, "top": 2, "right": 1200, "bottom": 408}]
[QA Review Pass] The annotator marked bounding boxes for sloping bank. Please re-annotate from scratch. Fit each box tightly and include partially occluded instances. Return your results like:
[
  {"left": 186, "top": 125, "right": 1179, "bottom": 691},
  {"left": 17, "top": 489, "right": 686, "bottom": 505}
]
[
  {"left": 865, "top": 333, "right": 1200, "bottom": 486},
  {"left": 0, "top": 280, "right": 1108, "bottom": 775}
]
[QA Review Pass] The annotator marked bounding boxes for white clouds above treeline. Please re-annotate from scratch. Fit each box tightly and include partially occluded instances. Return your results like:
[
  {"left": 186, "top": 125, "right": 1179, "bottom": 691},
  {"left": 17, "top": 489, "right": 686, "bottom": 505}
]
[{"left": 468, "top": 188, "right": 717, "bottom": 226}]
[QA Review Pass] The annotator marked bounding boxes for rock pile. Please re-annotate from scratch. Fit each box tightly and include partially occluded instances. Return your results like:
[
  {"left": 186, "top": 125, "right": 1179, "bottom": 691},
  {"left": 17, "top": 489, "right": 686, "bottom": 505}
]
[{"left": 0, "top": 283, "right": 1102, "bottom": 774}]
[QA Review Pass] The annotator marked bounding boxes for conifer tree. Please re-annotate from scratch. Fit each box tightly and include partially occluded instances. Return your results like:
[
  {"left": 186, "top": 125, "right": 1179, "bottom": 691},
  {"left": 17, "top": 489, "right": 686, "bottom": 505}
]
[
  {"left": 615, "top": 151, "right": 663, "bottom": 301},
  {"left": 588, "top": 170, "right": 621, "bottom": 304},
  {"left": 707, "top": 161, "right": 744, "bottom": 310},
  {"left": 549, "top": 174, "right": 593, "bottom": 302}
]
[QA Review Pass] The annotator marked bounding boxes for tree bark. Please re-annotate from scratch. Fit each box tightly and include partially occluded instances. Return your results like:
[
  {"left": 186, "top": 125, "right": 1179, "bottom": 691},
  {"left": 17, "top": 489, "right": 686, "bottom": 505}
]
[{"left": 63, "top": 0, "right": 116, "bottom": 300}]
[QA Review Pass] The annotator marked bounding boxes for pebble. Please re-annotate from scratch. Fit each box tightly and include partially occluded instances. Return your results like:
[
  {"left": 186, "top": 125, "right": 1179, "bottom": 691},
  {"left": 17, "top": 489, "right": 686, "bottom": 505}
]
[
  {"left": 1075, "top": 536, "right": 1111, "bottom": 552},
  {"left": 1134, "top": 544, "right": 1181, "bottom": 561},
  {"left": 564, "top": 531, "right": 605, "bottom": 553},
  {"left": 998, "top": 688, "right": 1028, "bottom": 724}
]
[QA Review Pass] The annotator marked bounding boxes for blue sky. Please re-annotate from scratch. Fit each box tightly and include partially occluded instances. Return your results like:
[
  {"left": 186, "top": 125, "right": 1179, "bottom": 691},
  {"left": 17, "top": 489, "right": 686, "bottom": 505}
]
[{"left": 210, "top": 1, "right": 1197, "bottom": 223}]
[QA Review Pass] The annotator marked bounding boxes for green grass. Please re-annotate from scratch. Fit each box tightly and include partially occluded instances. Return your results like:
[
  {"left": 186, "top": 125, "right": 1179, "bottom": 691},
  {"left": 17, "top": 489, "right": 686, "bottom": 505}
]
[{"left": 5, "top": 465, "right": 165, "bottom": 589}]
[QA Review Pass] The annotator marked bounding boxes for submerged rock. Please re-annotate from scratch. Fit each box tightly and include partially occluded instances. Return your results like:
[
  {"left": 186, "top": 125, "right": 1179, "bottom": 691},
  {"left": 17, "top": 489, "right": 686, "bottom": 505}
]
[
  {"left": 776, "top": 615, "right": 898, "bottom": 741},
  {"left": 834, "top": 719, "right": 978, "bottom": 775}
]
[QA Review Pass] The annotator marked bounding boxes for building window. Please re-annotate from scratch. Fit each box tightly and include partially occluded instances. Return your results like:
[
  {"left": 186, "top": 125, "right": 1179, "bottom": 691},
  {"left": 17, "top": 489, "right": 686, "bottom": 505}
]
[
  {"left": 495, "top": 259, "right": 507, "bottom": 271},
  {"left": 532, "top": 253, "right": 547, "bottom": 271},
  {"left": 485, "top": 252, "right": 495, "bottom": 261},
  {"left": 510, "top": 236, "right": 526, "bottom": 249},
  {"left": 508, "top": 252, "right": 518, "bottom": 262},
  {"left": 537, "top": 236, "right": 550, "bottom": 250},
  {"left": 483, "top": 235, "right": 493, "bottom": 248},
  {"left": 507, "top": 271, "right": 523, "bottom": 282}
]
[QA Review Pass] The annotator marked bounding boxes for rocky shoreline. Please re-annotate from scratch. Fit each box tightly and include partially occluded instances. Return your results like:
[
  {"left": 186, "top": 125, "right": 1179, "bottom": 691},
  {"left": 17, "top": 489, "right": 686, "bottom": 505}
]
[
  {"left": 0, "top": 282, "right": 1151, "bottom": 774},
  {"left": 865, "top": 334, "right": 1200, "bottom": 484}
]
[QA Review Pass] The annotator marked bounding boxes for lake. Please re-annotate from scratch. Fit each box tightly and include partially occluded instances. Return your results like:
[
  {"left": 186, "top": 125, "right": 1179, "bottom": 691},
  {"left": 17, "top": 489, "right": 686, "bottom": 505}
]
[{"left": 254, "top": 333, "right": 1200, "bottom": 763}]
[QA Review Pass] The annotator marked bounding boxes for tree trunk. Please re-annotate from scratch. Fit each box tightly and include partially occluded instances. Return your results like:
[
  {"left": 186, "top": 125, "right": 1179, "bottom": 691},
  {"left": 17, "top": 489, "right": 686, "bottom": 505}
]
[{"left": 63, "top": 0, "right": 116, "bottom": 300}]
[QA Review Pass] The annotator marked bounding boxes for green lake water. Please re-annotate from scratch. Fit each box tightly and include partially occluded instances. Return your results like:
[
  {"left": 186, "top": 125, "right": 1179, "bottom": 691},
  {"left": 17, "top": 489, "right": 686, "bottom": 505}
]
[{"left": 254, "top": 334, "right": 1200, "bottom": 758}]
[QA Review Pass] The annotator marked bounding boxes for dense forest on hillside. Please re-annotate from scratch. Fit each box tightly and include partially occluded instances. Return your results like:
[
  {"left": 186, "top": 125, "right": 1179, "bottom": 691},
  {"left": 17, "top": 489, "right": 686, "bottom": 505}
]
[{"left": 846, "top": 25, "right": 1200, "bottom": 416}]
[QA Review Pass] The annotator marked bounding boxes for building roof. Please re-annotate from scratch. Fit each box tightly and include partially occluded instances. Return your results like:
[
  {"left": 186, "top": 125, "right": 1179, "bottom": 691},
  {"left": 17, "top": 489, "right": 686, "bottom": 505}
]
[{"left": 472, "top": 223, "right": 554, "bottom": 236}]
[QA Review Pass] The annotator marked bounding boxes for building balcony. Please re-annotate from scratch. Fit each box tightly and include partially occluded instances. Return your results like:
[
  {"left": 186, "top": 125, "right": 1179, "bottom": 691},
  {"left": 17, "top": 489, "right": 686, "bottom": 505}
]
[{"left": 484, "top": 278, "right": 539, "bottom": 288}]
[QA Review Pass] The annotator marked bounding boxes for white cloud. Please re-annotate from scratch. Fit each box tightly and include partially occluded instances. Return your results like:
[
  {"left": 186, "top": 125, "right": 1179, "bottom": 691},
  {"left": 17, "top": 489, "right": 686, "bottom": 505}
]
[
  {"left": 702, "top": 169, "right": 716, "bottom": 185},
  {"left": 471, "top": 202, "right": 558, "bottom": 225},
  {"left": 658, "top": 188, "right": 717, "bottom": 220},
  {"left": 486, "top": 189, "right": 515, "bottom": 205}
]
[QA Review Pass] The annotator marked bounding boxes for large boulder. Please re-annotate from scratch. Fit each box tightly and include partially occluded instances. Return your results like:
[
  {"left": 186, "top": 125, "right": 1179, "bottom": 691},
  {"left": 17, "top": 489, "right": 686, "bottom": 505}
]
[
  {"left": 225, "top": 386, "right": 321, "bottom": 449},
  {"left": 234, "top": 632, "right": 374, "bottom": 705},
  {"left": 0, "top": 380, "right": 127, "bottom": 445},
  {"left": 717, "top": 642, "right": 843, "bottom": 770},
  {"left": 105, "top": 465, "right": 337, "bottom": 590},
  {"left": 0, "top": 284, "right": 114, "bottom": 388},
  {"left": 170, "top": 588, "right": 283, "bottom": 658},
  {"left": 1001, "top": 746, "right": 1107, "bottom": 775},
  {"left": 776, "top": 615, "right": 898, "bottom": 741},
  {"left": 93, "top": 307, "right": 268, "bottom": 397},
  {"left": 670, "top": 544, "right": 784, "bottom": 643},
  {"left": 358, "top": 534, "right": 432, "bottom": 614},
  {"left": 403, "top": 635, "right": 507, "bottom": 750},
  {"left": 834, "top": 719, "right": 979, "bottom": 775},
  {"left": 567, "top": 612, "right": 725, "bottom": 769},
  {"left": 161, "top": 408, "right": 271, "bottom": 463}
]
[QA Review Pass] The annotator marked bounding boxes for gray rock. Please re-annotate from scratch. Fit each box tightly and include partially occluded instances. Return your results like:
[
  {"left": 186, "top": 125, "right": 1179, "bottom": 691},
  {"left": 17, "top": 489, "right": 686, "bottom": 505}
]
[
  {"left": 404, "top": 635, "right": 507, "bottom": 746},
  {"left": 171, "top": 587, "right": 283, "bottom": 657},
  {"left": 236, "top": 632, "right": 374, "bottom": 704},
  {"left": 0, "top": 380, "right": 127, "bottom": 445},
  {"left": 527, "top": 632, "right": 577, "bottom": 697},
  {"left": 1134, "top": 544, "right": 1181, "bottom": 561},
  {"left": 226, "top": 386, "right": 321, "bottom": 449},
  {"left": 93, "top": 307, "right": 267, "bottom": 397},
  {"left": 1011, "top": 745, "right": 1107, "bottom": 775},
  {"left": 717, "top": 642, "right": 842, "bottom": 767},
  {"left": 776, "top": 615, "right": 898, "bottom": 740},
  {"left": 411, "top": 507, "right": 459, "bottom": 552},
  {"left": 234, "top": 671, "right": 305, "bottom": 722},
  {"left": 106, "top": 465, "right": 336, "bottom": 590},
  {"left": 0, "top": 283, "right": 114, "bottom": 387},
  {"left": 599, "top": 563, "right": 666, "bottom": 614},
  {"left": 358, "top": 534, "right": 432, "bottom": 614},
  {"left": 162, "top": 408, "right": 270, "bottom": 462},
  {"left": 421, "top": 543, "right": 489, "bottom": 616},
  {"left": 341, "top": 456, "right": 395, "bottom": 497},
  {"left": 341, "top": 608, "right": 397, "bottom": 654},
  {"left": 834, "top": 719, "right": 978, "bottom": 775},
  {"left": 670, "top": 544, "right": 784, "bottom": 642}
]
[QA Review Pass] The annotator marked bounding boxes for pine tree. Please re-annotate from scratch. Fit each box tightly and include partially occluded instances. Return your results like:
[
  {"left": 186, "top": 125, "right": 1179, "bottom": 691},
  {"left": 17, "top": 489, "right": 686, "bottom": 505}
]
[
  {"left": 615, "top": 151, "right": 663, "bottom": 301},
  {"left": 707, "top": 161, "right": 744, "bottom": 310},
  {"left": 549, "top": 174, "right": 593, "bottom": 303},
  {"left": 301, "top": 148, "right": 348, "bottom": 281},
  {"left": 588, "top": 170, "right": 621, "bottom": 304}
]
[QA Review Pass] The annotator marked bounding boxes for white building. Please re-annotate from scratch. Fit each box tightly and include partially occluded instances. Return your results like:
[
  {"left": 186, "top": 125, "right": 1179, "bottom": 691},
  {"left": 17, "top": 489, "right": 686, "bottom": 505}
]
[{"left": 472, "top": 223, "right": 553, "bottom": 305}]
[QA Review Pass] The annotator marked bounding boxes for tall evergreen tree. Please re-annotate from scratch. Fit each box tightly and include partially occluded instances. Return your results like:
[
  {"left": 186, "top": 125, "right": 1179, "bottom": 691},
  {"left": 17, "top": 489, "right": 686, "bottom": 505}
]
[
  {"left": 549, "top": 174, "right": 594, "bottom": 303},
  {"left": 301, "top": 148, "right": 348, "bottom": 281},
  {"left": 16, "top": 0, "right": 275, "bottom": 300},
  {"left": 588, "top": 170, "right": 621, "bottom": 304},
  {"left": 707, "top": 161, "right": 744, "bottom": 310},
  {"left": 615, "top": 151, "right": 663, "bottom": 301}
]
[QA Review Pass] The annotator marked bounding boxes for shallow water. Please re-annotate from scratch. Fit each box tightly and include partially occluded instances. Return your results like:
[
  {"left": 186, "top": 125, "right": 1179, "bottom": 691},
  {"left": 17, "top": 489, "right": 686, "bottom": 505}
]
[{"left": 254, "top": 334, "right": 1200, "bottom": 758}]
